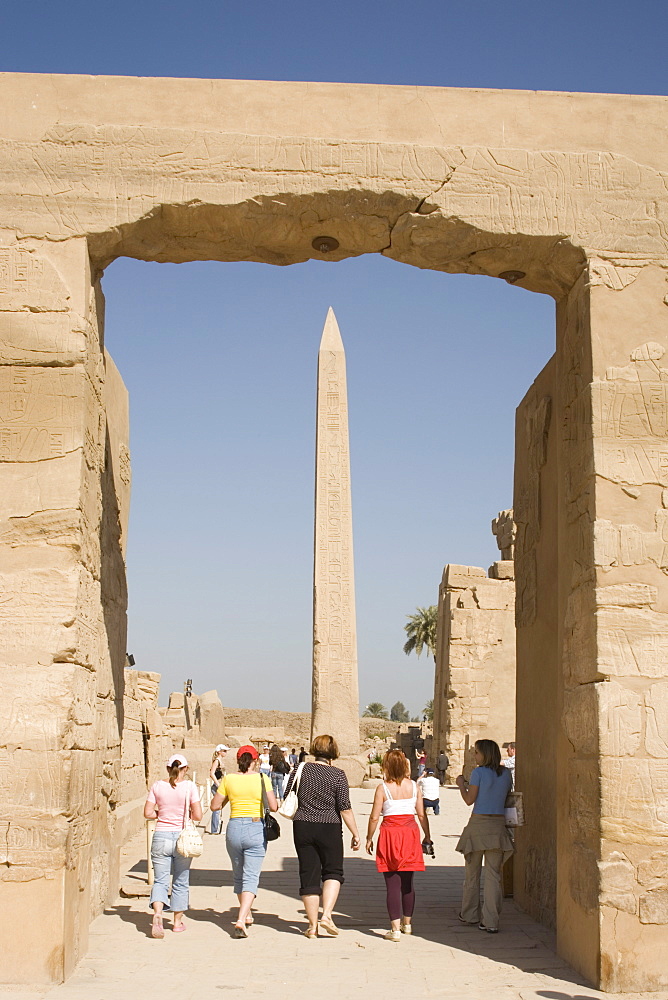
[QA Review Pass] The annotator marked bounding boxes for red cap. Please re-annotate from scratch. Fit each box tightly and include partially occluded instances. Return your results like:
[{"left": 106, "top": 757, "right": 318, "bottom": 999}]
[{"left": 237, "top": 744, "right": 259, "bottom": 761}]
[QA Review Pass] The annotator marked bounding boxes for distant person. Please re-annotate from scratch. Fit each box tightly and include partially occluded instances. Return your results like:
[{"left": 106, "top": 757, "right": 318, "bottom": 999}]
[
  {"left": 211, "top": 745, "right": 278, "bottom": 937},
  {"left": 284, "top": 734, "right": 361, "bottom": 937},
  {"left": 259, "top": 746, "right": 271, "bottom": 776},
  {"left": 417, "top": 751, "right": 427, "bottom": 777},
  {"left": 289, "top": 748, "right": 298, "bottom": 767},
  {"left": 436, "top": 750, "right": 449, "bottom": 785},
  {"left": 366, "top": 749, "right": 432, "bottom": 941},
  {"left": 504, "top": 742, "right": 516, "bottom": 787},
  {"left": 281, "top": 747, "right": 292, "bottom": 795},
  {"left": 209, "top": 744, "right": 229, "bottom": 835},
  {"left": 455, "top": 739, "right": 514, "bottom": 933},
  {"left": 298, "top": 746, "right": 307, "bottom": 763},
  {"left": 417, "top": 768, "right": 440, "bottom": 815},
  {"left": 144, "top": 754, "right": 202, "bottom": 937},
  {"left": 269, "top": 744, "right": 289, "bottom": 804}
]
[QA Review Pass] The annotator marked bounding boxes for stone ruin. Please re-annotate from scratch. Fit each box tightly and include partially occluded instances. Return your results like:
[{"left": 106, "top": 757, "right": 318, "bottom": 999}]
[
  {"left": 0, "top": 73, "right": 667, "bottom": 991},
  {"left": 431, "top": 512, "right": 517, "bottom": 783}
]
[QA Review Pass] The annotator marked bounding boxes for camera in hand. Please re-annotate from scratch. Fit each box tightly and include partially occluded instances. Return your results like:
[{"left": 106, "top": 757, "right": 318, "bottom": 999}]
[{"left": 422, "top": 839, "right": 435, "bottom": 858}]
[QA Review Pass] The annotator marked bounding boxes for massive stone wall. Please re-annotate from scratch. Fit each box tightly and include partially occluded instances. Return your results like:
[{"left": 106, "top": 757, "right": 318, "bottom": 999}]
[
  {"left": 432, "top": 562, "right": 516, "bottom": 782},
  {"left": 513, "top": 357, "right": 559, "bottom": 929},
  {"left": 0, "top": 290, "right": 131, "bottom": 982},
  {"left": 0, "top": 74, "right": 666, "bottom": 990}
]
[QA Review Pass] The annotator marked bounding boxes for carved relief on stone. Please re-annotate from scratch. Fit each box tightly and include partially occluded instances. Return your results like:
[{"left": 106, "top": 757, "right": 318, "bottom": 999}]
[{"left": 515, "top": 392, "right": 551, "bottom": 628}]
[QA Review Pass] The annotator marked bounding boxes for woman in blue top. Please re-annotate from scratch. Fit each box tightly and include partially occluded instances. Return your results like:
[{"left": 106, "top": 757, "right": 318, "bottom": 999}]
[{"left": 455, "top": 739, "right": 514, "bottom": 933}]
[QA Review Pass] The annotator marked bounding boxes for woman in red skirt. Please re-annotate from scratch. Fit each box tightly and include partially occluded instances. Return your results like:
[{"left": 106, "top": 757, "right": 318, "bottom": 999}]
[{"left": 366, "top": 749, "right": 433, "bottom": 941}]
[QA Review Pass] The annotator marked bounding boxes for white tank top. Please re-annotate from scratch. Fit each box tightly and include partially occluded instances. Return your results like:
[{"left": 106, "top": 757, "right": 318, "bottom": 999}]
[{"left": 381, "top": 781, "right": 418, "bottom": 816}]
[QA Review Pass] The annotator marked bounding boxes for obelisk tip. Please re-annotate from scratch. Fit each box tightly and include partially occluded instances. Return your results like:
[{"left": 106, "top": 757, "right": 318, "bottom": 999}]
[{"left": 319, "top": 307, "right": 344, "bottom": 351}]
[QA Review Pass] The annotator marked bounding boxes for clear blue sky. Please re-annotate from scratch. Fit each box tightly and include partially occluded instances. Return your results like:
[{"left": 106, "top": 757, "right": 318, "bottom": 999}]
[{"left": 2, "top": 2, "right": 666, "bottom": 716}]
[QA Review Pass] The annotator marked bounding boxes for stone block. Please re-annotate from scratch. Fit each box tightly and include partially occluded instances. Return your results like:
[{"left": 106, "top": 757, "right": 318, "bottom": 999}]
[
  {"left": 645, "top": 682, "right": 668, "bottom": 758},
  {"left": 599, "top": 852, "right": 637, "bottom": 913},
  {"left": 639, "top": 890, "right": 668, "bottom": 924},
  {"left": 638, "top": 850, "right": 668, "bottom": 887},
  {"left": 488, "top": 560, "right": 515, "bottom": 580},
  {"left": 197, "top": 690, "right": 225, "bottom": 744},
  {"left": 601, "top": 758, "right": 668, "bottom": 845},
  {"left": 471, "top": 580, "right": 513, "bottom": 611},
  {"left": 168, "top": 691, "right": 184, "bottom": 710}
]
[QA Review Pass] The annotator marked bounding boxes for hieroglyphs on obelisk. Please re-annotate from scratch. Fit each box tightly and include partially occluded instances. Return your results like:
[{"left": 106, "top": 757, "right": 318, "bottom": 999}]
[{"left": 312, "top": 308, "right": 360, "bottom": 755}]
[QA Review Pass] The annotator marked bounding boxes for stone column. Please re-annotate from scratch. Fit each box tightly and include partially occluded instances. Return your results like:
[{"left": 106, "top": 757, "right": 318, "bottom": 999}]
[
  {"left": 0, "top": 238, "right": 128, "bottom": 983},
  {"left": 556, "top": 262, "right": 668, "bottom": 992},
  {"left": 311, "top": 308, "right": 359, "bottom": 756}
]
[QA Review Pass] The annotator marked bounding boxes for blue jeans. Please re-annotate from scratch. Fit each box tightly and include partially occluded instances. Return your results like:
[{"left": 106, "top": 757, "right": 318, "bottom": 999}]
[
  {"left": 270, "top": 772, "right": 284, "bottom": 800},
  {"left": 226, "top": 818, "right": 267, "bottom": 895},
  {"left": 211, "top": 783, "right": 221, "bottom": 834},
  {"left": 149, "top": 830, "right": 192, "bottom": 912},
  {"left": 423, "top": 797, "right": 440, "bottom": 815}
]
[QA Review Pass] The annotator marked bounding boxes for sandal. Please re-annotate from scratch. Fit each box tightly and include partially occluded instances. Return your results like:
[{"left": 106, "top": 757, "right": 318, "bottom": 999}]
[
  {"left": 318, "top": 916, "right": 339, "bottom": 936},
  {"left": 233, "top": 924, "right": 248, "bottom": 938},
  {"left": 173, "top": 922, "right": 186, "bottom": 933},
  {"left": 303, "top": 926, "right": 318, "bottom": 938},
  {"left": 151, "top": 919, "right": 164, "bottom": 939}
]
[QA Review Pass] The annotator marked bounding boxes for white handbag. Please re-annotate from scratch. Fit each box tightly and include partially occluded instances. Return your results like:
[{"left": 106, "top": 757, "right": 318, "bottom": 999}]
[
  {"left": 277, "top": 762, "right": 305, "bottom": 819},
  {"left": 176, "top": 781, "right": 204, "bottom": 857}
]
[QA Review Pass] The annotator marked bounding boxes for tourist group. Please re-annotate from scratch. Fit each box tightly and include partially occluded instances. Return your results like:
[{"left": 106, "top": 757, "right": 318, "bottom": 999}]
[{"left": 143, "top": 736, "right": 514, "bottom": 940}]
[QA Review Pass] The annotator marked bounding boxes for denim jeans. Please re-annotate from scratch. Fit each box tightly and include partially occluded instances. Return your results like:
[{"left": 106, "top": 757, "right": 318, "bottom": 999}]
[
  {"left": 270, "top": 772, "right": 284, "bottom": 800},
  {"left": 211, "top": 783, "right": 221, "bottom": 834},
  {"left": 226, "top": 817, "right": 267, "bottom": 895},
  {"left": 423, "top": 797, "right": 440, "bottom": 815},
  {"left": 149, "top": 830, "right": 192, "bottom": 912}
]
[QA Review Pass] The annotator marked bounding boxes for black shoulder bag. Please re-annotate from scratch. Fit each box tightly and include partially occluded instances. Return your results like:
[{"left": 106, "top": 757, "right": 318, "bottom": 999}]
[{"left": 260, "top": 775, "right": 280, "bottom": 841}]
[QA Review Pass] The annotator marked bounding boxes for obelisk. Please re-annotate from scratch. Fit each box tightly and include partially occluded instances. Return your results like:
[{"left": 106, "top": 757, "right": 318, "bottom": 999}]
[{"left": 312, "top": 308, "right": 360, "bottom": 755}]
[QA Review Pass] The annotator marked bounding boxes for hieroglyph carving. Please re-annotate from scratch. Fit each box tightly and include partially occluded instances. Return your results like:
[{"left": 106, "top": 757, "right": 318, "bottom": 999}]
[
  {"left": 311, "top": 309, "right": 359, "bottom": 755},
  {"left": 515, "top": 394, "right": 551, "bottom": 627}
]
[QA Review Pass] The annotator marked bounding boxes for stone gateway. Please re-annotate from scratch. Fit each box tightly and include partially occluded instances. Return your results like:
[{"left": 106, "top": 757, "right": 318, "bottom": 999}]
[{"left": 0, "top": 74, "right": 667, "bottom": 992}]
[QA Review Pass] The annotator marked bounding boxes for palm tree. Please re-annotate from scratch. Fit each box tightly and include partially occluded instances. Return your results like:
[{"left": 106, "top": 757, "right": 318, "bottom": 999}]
[
  {"left": 403, "top": 605, "right": 438, "bottom": 662},
  {"left": 423, "top": 699, "right": 434, "bottom": 721},
  {"left": 363, "top": 702, "right": 389, "bottom": 719}
]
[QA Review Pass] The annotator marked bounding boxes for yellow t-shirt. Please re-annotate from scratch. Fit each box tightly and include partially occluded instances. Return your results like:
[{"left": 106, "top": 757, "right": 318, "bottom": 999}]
[{"left": 221, "top": 773, "right": 272, "bottom": 818}]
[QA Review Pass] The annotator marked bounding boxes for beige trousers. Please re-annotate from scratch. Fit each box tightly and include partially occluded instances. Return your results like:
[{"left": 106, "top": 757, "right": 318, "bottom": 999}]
[{"left": 460, "top": 849, "right": 504, "bottom": 929}]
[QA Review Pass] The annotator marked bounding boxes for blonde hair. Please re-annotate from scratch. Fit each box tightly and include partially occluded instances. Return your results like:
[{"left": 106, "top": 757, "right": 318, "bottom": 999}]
[{"left": 382, "top": 749, "right": 409, "bottom": 784}]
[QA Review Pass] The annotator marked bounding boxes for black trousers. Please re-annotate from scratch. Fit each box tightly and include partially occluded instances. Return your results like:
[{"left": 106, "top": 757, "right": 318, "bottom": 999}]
[{"left": 293, "top": 820, "right": 344, "bottom": 896}]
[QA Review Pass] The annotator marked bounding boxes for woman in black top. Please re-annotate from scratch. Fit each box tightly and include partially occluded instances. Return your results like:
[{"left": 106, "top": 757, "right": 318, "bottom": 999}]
[
  {"left": 269, "top": 743, "right": 290, "bottom": 805},
  {"left": 284, "top": 734, "right": 361, "bottom": 937}
]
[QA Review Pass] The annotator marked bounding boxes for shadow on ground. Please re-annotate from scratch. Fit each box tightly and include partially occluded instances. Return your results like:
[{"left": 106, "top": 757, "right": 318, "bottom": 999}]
[{"left": 117, "top": 855, "right": 593, "bottom": 992}]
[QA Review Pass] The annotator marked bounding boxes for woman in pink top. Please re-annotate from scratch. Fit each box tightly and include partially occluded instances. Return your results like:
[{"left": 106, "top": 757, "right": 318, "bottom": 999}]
[{"left": 143, "top": 753, "right": 202, "bottom": 938}]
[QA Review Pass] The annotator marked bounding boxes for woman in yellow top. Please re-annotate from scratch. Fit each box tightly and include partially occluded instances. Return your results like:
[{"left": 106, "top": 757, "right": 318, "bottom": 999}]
[{"left": 211, "top": 744, "right": 278, "bottom": 937}]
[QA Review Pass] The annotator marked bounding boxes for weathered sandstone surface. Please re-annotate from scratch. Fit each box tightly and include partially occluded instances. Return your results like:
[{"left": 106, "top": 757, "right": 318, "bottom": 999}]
[{"left": 0, "top": 73, "right": 666, "bottom": 991}]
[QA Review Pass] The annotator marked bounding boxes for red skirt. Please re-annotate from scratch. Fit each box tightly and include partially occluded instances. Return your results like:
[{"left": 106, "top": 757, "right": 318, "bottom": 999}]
[{"left": 376, "top": 815, "right": 425, "bottom": 872}]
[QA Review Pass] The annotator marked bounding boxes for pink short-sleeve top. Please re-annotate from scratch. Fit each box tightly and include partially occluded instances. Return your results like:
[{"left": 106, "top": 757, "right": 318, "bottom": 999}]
[{"left": 147, "top": 779, "right": 199, "bottom": 830}]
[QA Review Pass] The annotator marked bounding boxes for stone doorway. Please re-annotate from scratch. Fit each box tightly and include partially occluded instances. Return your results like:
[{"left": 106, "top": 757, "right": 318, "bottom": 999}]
[{"left": 1, "top": 74, "right": 667, "bottom": 991}]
